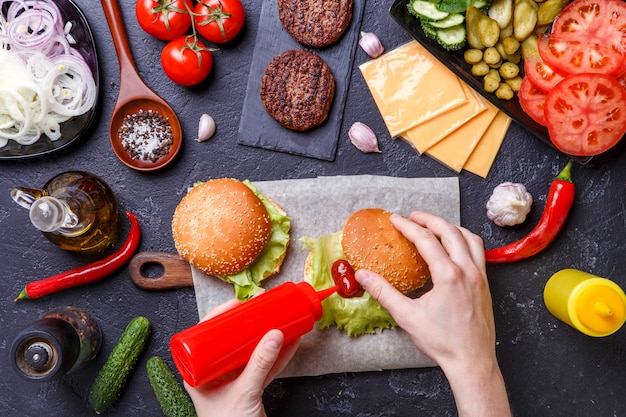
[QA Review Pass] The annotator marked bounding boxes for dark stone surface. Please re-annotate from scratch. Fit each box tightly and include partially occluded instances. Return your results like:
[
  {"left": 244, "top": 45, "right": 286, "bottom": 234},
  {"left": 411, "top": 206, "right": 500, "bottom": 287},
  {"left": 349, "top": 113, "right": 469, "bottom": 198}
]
[{"left": 1, "top": 0, "right": 625, "bottom": 416}]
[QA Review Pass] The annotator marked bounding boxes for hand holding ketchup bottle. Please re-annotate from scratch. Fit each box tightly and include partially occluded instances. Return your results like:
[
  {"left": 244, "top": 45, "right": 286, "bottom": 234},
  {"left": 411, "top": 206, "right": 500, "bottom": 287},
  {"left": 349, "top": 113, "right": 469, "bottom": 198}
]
[{"left": 170, "top": 282, "right": 337, "bottom": 387}]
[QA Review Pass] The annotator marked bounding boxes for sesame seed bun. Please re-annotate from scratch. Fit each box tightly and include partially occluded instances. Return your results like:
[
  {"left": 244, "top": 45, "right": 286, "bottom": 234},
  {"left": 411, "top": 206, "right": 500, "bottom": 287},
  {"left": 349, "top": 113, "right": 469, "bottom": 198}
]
[
  {"left": 341, "top": 208, "right": 430, "bottom": 294},
  {"left": 171, "top": 178, "right": 273, "bottom": 277}
]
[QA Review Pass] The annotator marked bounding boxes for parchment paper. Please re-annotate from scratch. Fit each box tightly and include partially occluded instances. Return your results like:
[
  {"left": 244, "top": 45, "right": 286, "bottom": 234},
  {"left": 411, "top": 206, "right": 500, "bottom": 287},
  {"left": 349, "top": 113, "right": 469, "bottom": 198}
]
[{"left": 192, "top": 175, "right": 460, "bottom": 378}]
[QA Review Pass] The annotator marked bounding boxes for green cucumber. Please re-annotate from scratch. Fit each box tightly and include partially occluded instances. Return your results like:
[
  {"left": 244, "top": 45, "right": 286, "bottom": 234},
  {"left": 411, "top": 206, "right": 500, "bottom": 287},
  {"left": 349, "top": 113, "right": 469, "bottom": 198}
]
[
  {"left": 435, "top": 24, "right": 467, "bottom": 51},
  {"left": 420, "top": 19, "right": 439, "bottom": 40},
  {"left": 88, "top": 316, "right": 151, "bottom": 414},
  {"left": 408, "top": 0, "right": 449, "bottom": 20},
  {"left": 428, "top": 13, "right": 465, "bottom": 28},
  {"left": 146, "top": 356, "right": 197, "bottom": 417}
]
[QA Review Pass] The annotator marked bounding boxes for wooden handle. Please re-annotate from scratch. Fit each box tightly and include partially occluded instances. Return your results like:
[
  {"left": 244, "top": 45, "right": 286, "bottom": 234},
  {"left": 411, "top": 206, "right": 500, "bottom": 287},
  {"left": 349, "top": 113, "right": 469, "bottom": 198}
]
[
  {"left": 100, "top": 0, "right": 148, "bottom": 99},
  {"left": 129, "top": 252, "right": 194, "bottom": 290}
]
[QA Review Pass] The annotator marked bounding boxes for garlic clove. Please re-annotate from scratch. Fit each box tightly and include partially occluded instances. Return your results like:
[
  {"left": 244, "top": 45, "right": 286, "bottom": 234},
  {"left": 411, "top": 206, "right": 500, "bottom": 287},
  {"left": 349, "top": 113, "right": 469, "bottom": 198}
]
[
  {"left": 486, "top": 182, "right": 533, "bottom": 227},
  {"left": 359, "top": 31, "right": 384, "bottom": 59},
  {"left": 196, "top": 114, "right": 216, "bottom": 142},
  {"left": 349, "top": 122, "right": 380, "bottom": 153}
]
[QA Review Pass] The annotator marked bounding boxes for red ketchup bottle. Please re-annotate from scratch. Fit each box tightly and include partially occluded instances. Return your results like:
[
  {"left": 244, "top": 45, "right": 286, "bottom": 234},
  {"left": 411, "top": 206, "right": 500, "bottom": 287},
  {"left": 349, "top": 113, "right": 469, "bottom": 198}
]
[{"left": 170, "top": 282, "right": 337, "bottom": 387}]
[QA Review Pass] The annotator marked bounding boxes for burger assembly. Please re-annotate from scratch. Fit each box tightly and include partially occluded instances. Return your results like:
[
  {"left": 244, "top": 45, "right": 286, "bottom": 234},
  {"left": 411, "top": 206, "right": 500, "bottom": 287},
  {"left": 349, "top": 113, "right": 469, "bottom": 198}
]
[
  {"left": 302, "top": 208, "right": 431, "bottom": 336},
  {"left": 172, "top": 179, "right": 430, "bottom": 336}
]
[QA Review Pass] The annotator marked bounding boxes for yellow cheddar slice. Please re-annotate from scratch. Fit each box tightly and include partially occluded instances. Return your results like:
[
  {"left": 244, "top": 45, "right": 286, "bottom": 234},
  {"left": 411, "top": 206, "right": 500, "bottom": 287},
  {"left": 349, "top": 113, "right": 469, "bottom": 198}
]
[
  {"left": 359, "top": 41, "right": 467, "bottom": 137},
  {"left": 425, "top": 105, "right": 499, "bottom": 172},
  {"left": 464, "top": 111, "right": 512, "bottom": 178},
  {"left": 401, "top": 83, "right": 488, "bottom": 153}
]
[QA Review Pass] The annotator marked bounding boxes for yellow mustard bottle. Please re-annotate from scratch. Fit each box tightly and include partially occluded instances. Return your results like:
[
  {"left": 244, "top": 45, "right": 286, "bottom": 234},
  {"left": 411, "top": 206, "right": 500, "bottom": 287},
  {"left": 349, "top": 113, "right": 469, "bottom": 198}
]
[{"left": 544, "top": 269, "right": 626, "bottom": 337}]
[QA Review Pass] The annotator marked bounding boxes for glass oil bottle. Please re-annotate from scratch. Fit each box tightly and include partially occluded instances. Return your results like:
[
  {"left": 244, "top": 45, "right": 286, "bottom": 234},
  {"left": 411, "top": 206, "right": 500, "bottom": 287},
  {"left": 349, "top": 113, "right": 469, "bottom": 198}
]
[{"left": 11, "top": 171, "right": 120, "bottom": 254}]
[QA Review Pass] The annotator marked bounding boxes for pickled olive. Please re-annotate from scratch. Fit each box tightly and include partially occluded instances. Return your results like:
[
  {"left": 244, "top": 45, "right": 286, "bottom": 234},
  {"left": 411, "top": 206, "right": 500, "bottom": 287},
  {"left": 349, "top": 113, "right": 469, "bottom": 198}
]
[{"left": 331, "top": 260, "right": 364, "bottom": 298}]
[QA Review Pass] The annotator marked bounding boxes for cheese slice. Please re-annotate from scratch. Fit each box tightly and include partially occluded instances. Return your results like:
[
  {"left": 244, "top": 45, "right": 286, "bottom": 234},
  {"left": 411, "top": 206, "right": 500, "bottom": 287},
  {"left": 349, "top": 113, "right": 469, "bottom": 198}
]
[
  {"left": 401, "top": 83, "right": 488, "bottom": 153},
  {"left": 425, "top": 104, "right": 499, "bottom": 172},
  {"left": 463, "top": 111, "right": 512, "bottom": 178},
  {"left": 359, "top": 41, "right": 467, "bottom": 137}
]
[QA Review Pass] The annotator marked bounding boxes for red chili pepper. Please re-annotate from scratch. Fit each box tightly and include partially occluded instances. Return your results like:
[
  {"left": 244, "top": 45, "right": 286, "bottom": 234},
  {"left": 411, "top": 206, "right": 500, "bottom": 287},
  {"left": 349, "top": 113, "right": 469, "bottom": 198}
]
[
  {"left": 484, "top": 161, "right": 575, "bottom": 263},
  {"left": 14, "top": 211, "right": 141, "bottom": 301}
]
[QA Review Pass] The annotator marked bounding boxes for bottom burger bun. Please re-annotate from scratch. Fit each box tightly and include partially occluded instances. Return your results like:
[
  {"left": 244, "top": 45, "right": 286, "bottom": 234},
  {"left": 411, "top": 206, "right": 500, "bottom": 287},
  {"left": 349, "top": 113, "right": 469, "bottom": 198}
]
[
  {"left": 341, "top": 208, "right": 430, "bottom": 294},
  {"left": 171, "top": 178, "right": 291, "bottom": 299}
]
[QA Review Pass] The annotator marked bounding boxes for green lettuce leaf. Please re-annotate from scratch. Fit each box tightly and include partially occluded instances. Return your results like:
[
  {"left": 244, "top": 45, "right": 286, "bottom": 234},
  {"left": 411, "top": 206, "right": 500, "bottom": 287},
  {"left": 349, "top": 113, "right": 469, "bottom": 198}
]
[
  {"left": 224, "top": 180, "right": 291, "bottom": 300},
  {"left": 435, "top": 0, "right": 471, "bottom": 13},
  {"left": 300, "top": 233, "right": 397, "bottom": 337}
]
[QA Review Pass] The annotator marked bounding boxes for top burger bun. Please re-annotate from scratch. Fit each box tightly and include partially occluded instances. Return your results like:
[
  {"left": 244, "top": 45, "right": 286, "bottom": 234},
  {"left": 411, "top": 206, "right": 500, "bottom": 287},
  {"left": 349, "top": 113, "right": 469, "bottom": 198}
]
[
  {"left": 341, "top": 208, "right": 430, "bottom": 294},
  {"left": 172, "top": 178, "right": 278, "bottom": 278}
]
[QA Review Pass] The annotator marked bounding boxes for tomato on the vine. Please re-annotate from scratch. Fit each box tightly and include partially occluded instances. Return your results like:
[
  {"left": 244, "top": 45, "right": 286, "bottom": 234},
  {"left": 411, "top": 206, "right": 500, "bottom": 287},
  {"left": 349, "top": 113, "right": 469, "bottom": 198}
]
[
  {"left": 136, "top": 0, "right": 193, "bottom": 41},
  {"left": 194, "top": 0, "right": 245, "bottom": 44},
  {"left": 544, "top": 73, "right": 626, "bottom": 156},
  {"left": 161, "top": 36, "right": 213, "bottom": 86}
]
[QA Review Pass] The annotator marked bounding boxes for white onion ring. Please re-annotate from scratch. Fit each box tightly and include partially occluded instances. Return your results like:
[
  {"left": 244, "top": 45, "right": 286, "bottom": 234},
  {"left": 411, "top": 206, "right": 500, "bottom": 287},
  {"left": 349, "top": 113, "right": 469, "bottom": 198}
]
[{"left": 0, "top": 0, "right": 96, "bottom": 146}]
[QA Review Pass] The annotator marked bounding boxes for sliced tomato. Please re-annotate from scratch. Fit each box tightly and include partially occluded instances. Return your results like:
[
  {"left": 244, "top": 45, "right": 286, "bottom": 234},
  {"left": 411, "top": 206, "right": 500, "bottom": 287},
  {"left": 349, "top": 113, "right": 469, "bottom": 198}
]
[
  {"left": 523, "top": 56, "right": 564, "bottom": 92},
  {"left": 518, "top": 76, "right": 547, "bottom": 126},
  {"left": 618, "top": 73, "right": 626, "bottom": 90},
  {"left": 544, "top": 73, "right": 626, "bottom": 156},
  {"left": 551, "top": 0, "right": 626, "bottom": 54},
  {"left": 538, "top": 34, "right": 625, "bottom": 76}
]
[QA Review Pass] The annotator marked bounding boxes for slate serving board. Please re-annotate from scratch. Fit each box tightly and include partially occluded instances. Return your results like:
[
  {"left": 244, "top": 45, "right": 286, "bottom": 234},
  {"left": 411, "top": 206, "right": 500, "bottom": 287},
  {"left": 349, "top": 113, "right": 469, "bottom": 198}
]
[{"left": 237, "top": 0, "right": 365, "bottom": 161}]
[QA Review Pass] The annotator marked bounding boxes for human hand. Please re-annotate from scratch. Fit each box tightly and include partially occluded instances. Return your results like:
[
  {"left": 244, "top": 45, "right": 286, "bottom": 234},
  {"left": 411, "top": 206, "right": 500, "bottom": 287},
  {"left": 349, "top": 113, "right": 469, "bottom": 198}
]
[
  {"left": 355, "top": 211, "right": 511, "bottom": 417},
  {"left": 184, "top": 298, "right": 301, "bottom": 417}
]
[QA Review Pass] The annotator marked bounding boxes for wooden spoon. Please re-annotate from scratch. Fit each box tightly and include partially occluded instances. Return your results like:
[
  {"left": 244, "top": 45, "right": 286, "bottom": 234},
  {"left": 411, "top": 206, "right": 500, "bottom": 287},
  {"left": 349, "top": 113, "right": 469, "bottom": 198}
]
[{"left": 100, "top": 0, "right": 182, "bottom": 172}]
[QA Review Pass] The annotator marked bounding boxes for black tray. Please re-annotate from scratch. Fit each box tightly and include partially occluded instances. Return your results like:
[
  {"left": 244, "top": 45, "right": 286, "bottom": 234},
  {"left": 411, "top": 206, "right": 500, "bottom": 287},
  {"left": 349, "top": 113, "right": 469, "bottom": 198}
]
[{"left": 389, "top": 0, "right": 593, "bottom": 162}]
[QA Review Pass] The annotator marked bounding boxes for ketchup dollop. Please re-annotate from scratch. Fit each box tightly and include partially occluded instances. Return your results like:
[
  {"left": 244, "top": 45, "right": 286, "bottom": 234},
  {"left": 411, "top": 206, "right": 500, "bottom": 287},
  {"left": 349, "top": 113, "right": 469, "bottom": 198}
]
[{"left": 331, "top": 260, "right": 364, "bottom": 298}]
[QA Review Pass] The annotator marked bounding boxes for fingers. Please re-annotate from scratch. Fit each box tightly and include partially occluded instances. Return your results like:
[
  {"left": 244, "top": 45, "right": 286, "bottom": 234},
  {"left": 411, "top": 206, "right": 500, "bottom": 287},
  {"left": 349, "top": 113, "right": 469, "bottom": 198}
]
[
  {"left": 458, "top": 226, "right": 487, "bottom": 278},
  {"left": 409, "top": 212, "right": 475, "bottom": 266},
  {"left": 263, "top": 337, "right": 301, "bottom": 387},
  {"left": 392, "top": 212, "right": 480, "bottom": 282},
  {"left": 390, "top": 213, "right": 452, "bottom": 276},
  {"left": 355, "top": 269, "right": 412, "bottom": 320},
  {"left": 237, "top": 329, "right": 284, "bottom": 393}
]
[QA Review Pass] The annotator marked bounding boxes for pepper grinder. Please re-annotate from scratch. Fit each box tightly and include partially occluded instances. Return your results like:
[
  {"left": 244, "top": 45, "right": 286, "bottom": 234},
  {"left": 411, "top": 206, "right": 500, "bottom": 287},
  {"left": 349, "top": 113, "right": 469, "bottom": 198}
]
[{"left": 11, "top": 306, "right": 102, "bottom": 382}]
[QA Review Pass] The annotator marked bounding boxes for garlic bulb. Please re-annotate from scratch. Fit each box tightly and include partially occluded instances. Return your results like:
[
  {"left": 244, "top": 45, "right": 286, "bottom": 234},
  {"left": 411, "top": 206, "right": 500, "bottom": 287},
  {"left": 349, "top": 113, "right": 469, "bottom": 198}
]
[
  {"left": 196, "top": 114, "right": 216, "bottom": 142},
  {"left": 359, "top": 31, "right": 384, "bottom": 58},
  {"left": 349, "top": 122, "right": 380, "bottom": 153},
  {"left": 486, "top": 182, "right": 533, "bottom": 227}
]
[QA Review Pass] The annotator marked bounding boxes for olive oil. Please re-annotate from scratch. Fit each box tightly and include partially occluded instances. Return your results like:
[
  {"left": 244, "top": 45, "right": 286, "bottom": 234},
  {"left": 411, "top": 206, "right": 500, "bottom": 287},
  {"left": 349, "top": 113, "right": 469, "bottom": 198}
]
[{"left": 11, "top": 171, "right": 120, "bottom": 254}]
